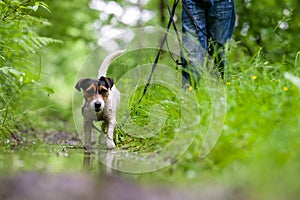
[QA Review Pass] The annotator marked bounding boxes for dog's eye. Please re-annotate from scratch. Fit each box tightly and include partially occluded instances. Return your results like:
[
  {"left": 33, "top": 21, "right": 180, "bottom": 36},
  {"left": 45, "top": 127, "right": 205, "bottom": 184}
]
[
  {"left": 86, "top": 89, "right": 94, "bottom": 96},
  {"left": 99, "top": 89, "right": 107, "bottom": 95}
]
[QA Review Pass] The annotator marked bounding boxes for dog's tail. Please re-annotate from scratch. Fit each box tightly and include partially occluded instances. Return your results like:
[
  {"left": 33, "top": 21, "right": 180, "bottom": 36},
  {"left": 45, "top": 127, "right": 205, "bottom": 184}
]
[{"left": 97, "top": 49, "right": 126, "bottom": 78}]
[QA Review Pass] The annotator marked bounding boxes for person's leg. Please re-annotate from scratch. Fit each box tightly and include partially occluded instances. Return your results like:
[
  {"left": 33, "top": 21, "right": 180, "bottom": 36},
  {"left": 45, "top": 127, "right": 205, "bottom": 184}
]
[
  {"left": 207, "top": 0, "right": 236, "bottom": 80},
  {"left": 207, "top": 40, "right": 227, "bottom": 79},
  {"left": 181, "top": 0, "right": 208, "bottom": 86}
]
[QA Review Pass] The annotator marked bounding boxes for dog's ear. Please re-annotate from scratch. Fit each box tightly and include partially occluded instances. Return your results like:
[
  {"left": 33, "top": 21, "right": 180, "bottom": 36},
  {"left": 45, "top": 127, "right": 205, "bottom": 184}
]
[
  {"left": 75, "top": 78, "right": 93, "bottom": 92},
  {"left": 99, "top": 76, "right": 114, "bottom": 89}
]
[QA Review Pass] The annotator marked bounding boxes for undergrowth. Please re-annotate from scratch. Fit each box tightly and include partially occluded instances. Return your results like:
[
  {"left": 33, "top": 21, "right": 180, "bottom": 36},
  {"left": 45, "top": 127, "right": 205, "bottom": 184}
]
[
  {"left": 114, "top": 48, "right": 300, "bottom": 199},
  {"left": 0, "top": 0, "right": 60, "bottom": 140}
]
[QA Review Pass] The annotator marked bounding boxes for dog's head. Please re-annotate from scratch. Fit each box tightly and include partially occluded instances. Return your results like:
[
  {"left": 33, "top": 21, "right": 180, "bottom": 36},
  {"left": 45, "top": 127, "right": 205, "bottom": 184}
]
[{"left": 75, "top": 76, "right": 114, "bottom": 112}]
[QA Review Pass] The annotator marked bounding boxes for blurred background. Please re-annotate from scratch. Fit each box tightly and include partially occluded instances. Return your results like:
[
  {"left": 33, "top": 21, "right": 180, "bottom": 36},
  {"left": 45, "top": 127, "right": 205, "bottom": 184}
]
[
  {"left": 1, "top": 0, "right": 299, "bottom": 132},
  {"left": 0, "top": 0, "right": 300, "bottom": 199}
]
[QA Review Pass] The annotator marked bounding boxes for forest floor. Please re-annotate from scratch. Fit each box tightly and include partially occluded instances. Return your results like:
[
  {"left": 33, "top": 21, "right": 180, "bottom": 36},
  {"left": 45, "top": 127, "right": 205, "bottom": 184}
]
[
  {"left": 0, "top": 172, "right": 248, "bottom": 200},
  {"left": 0, "top": 132, "right": 247, "bottom": 200},
  {"left": 0, "top": 169, "right": 245, "bottom": 200}
]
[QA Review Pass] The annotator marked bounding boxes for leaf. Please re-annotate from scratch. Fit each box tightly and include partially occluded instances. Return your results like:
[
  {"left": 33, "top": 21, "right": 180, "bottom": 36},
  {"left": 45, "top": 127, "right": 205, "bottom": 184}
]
[
  {"left": 42, "top": 86, "right": 55, "bottom": 94},
  {"left": 17, "top": 35, "right": 62, "bottom": 53},
  {"left": 8, "top": 68, "right": 25, "bottom": 78},
  {"left": 36, "top": 2, "right": 51, "bottom": 13},
  {"left": 29, "top": 80, "right": 55, "bottom": 94},
  {"left": 0, "top": 66, "right": 25, "bottom": 79},
  {"left": 0, "top": 55, "right": 5, "bottom": 61},
  {"left": 284, "top": 72, "right": 300, "bottom": 90}
]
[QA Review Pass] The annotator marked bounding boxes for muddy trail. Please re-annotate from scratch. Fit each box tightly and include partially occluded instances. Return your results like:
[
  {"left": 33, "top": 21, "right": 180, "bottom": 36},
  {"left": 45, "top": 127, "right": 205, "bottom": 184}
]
[
  {"left": 0, "top": 132, "right": 247, "bottom": 200},
  {"left": 0, "top": 172, "right": 245, "bottom": 200}
]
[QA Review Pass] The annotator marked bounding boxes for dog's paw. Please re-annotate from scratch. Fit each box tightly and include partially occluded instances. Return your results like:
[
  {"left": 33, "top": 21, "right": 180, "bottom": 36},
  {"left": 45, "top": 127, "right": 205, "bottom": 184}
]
[{"left": 106, "top": 138, "right": 116, "bottom": 149}]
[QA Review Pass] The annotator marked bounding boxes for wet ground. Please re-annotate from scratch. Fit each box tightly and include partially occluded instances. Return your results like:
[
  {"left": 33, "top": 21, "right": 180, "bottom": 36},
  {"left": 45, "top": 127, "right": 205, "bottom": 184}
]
[
  {"left": 0, "top": 132, "right": 247, "bottom": 200},
  {"left": 0, "top": 172, "right": 246, "bottom": 200}
]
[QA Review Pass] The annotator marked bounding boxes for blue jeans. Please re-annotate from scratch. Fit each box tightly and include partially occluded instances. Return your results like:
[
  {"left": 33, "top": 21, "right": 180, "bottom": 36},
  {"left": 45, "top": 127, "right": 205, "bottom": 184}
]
[{"left": 181, "top": 0, "right": 236, "bottom": 84}]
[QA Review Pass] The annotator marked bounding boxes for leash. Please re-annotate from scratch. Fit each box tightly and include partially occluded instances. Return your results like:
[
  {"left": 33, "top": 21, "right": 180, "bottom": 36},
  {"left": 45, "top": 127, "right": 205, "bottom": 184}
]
[
  {"left": 165, "top": 0, "right": 183, "bottom": 66},
  {"left": 93, "top": 0, "right": 215, "bottom": 136},
  {"left": 97, "top": 0, "right": 209, "bottom": 132},
  {"left": 182, "top": 1, "right": 225, "bottom": 51},
  {"left": 138, "top": 0, "right": 180, "bottom": 104},
  {"left": 92, "top": 123, "right": 102, "bottom": 133},
  {"left": 118, "top": 0, "right": 181, "bottom": 129},
  {"left": 182, "top": 1, "right": 208, "bottom": 37},
  {"left": 165, "top": 0, "right": 210, "bottom": 67}
]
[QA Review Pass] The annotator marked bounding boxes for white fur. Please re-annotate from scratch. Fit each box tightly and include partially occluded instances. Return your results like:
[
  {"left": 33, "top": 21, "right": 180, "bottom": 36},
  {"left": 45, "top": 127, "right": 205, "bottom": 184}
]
[
  {"left": 89, "top": 96, "right": 105, "bottom": 111},
  {"left": 81, "top": 50, "right": 124, "bottom": 149},
  {"left": 98, "top": 49, "right": 126, "bottom": 78}
]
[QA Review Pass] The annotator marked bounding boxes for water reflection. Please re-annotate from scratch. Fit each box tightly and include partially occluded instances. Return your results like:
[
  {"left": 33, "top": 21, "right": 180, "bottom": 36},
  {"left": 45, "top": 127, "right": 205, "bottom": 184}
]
[
  {"left": 82, "top": 149, "right": 116, "bottom": 174},
  {"left": 82, "top": 147, "right": 176, "bottom": 174},
  {"left": 82, "top": 151, "right": 94, "bottom": 172}
]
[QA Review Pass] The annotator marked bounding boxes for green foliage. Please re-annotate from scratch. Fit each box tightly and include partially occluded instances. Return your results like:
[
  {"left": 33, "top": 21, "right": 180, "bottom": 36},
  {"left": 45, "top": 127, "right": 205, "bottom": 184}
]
[
  {"left": 0, "top": 0, "right": 300, "bottom": 199},
  {"left": 122, "top": 48, "right": 300, "bottom": 199},
  {"left": 37, "top": 0, "right": 97, "bottom": 41},
  {"left": 0, "top": 0, "right": 60, "bottom": 138},
  {"left": 2, "top": 46, "right": 300, "bottom": 199},
  {"left": 235, "top": 0, "right": 300, "bottom": 63},
  {"left": 31, "top": 0, "right": 99, "bottom": 112}
]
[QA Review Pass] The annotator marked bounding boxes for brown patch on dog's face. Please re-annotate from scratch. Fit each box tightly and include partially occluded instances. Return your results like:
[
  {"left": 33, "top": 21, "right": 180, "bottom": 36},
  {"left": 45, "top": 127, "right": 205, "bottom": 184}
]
[
  {"left": 99, "top": 76, "right": 114, "bottom": 90},
  {"left": 84, "top": 83, "right": 97, "bottom": 103},
  {"left": 98, "top": 85, "right": 109, "bottom": 101},
  {"left": 75, "top": 77, "right": 112, "bottom": 103},
  {"left": 75, "top": 78, "right": 96, "bottom": 92},
  {"left": 75, "top": 78, "right": 97, "bottom": 102}
]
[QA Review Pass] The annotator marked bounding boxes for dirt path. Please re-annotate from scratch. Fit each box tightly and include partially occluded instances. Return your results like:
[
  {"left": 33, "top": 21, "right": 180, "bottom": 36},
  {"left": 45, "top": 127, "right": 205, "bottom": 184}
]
[
  {"left": 0, "top": 172, "right": 245, "bottom": 200},
  {"left": 2, "top": 132, "right": 247, "bottom": 200}
]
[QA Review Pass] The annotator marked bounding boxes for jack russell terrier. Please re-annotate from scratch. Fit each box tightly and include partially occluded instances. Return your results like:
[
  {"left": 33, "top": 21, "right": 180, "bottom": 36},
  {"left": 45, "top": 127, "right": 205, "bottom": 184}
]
[{"left": 75, "top": 50, "right": 125, "bottom": 149}]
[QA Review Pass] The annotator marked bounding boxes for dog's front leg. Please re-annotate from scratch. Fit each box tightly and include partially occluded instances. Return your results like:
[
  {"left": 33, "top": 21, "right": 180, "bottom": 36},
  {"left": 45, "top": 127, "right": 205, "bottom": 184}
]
[
  {"left": 83, "top": 118, "right": 93, "bottom": 148},
  {"left": 106, "top": 118, "right": 116, "bottom": 149},
  {"left": 99, "top": 121, "right": 108, "bottom": 145}
]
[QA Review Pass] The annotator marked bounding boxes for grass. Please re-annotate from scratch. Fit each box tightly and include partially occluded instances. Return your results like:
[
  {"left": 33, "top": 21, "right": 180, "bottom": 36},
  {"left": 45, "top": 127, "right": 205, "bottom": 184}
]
[
  {"left": 1, "top": 47, "right": 300, "bottom": 199},
  {"left": 108, "top": 48, "right": 300, "bottom": 199}
]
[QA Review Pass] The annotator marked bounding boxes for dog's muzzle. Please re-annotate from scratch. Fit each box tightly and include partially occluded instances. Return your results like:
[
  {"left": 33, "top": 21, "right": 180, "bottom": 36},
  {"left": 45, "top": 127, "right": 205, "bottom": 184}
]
[{"left": 94, "top": 101, "right": 101, "bottom": 112}]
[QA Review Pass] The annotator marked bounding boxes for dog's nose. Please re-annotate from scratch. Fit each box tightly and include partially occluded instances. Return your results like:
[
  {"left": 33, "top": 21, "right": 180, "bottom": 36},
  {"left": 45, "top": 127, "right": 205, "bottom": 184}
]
[{"left": 94, "top": 101, "right": 101, "bottom": 109}]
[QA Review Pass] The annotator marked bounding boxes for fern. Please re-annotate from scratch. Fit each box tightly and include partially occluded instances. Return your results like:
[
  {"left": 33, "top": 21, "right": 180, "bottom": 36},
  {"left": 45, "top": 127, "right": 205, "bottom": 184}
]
[
  {"left": 0, "top": 0, "right": 60, "bottom": 138},
  {"left": 12, "top": 35, "right": 62, "bottom": 54}
]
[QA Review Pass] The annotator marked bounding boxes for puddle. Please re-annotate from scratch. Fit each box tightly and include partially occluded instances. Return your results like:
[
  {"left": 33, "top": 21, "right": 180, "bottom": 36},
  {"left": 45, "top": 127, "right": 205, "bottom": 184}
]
[
  {"left": 0, "top": 143, "right": 175, "bottom": 175},
  {"left": 0, "top": 144, "right": 88, "bottom": 174}
]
